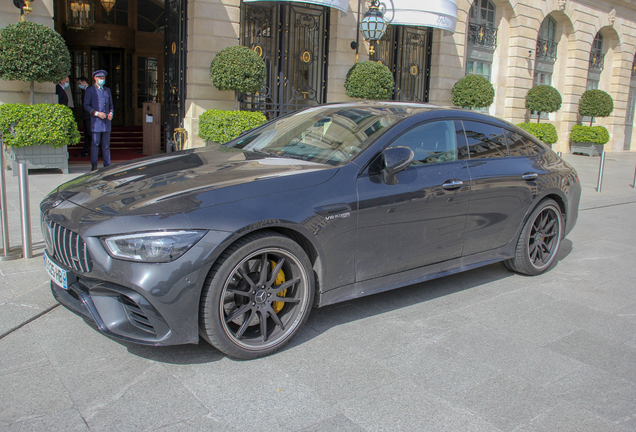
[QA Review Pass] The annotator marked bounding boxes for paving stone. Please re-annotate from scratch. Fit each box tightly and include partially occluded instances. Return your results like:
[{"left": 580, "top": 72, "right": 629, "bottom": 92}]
[
  {"left": 436, "top": 322, "right": 582, "bottom": 386},
  {"left": 0, "top": 365, "right": 75, "bottom": 427},
  {"left": 547, "top": 330, "right": 636, "bottom": 384},
  {"left": 297, "top": 415, "right": 368, "bottom": 432},
  {"left": 4, "top": 408, "right": 89, "bottom": 432},
  {"left": 447, "top": 374, "right": 559, "bottom": 432},
  {"left": 0, "top": 325, "right": 49, "bottom": 374},
  {"left": 545, "top": 365, "right": 636, "bottom": 428},
  {"left": 514, "top": 402, "right": 631, "bottom": 432}
]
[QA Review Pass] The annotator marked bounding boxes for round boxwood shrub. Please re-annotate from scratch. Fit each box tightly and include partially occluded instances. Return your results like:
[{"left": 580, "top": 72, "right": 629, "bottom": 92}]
[
  {"left": 344, "top": 61, "right": 394, "bottom": 100},
  {"left": 0, "top": 103, "right": 80, "bottom": 148},
  {"left": 569, "top": 125, "right": 610, "bottom": 145},
  {"left": 198, "top": 109, "right": 267, "bottom": 144},
  {"left": 0, "top": 21, "right": 71, "bottom": 83},
  {"left": 579, "top": 89, "right": 613, "bottom": 125},
  {"left": 517, "top": 122, "right": 558, "bottom": 145},
  {"left": 452, "top": 74, "right": 495, "bottom": 109},
  {"left": 210, "top": 46, "right": 266, "bottom": 93},
  {"left": 525, "top": 85, "right": 562, "bottom": 123}
]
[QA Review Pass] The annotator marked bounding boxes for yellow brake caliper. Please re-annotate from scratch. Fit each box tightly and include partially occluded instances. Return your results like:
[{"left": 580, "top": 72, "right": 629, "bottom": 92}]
[{"left": 269, "top": 260, "right": 286, "bottom": 313}]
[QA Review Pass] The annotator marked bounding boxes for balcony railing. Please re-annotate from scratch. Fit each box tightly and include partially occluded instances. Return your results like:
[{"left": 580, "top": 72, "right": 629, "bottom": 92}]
[
  {"left": 467, "top": 23, "right": 497, "bottom": 49},
  {"left": 589, "top": 52, "right": 605, "bottom": 71},
  {"left": 535, "top": 38, "right": 557, "bottom": 61}
]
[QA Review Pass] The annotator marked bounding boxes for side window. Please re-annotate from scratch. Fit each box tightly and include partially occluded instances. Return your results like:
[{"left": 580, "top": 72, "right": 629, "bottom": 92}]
[
  {"left": 462, "top": 121, "right": 509, "bottom": 158},
  {"left": 504, "top": 129, "right": 544, "bottom": 156},
  {"left": 391, "top": 120, "right": 458, "bottom": 165}
]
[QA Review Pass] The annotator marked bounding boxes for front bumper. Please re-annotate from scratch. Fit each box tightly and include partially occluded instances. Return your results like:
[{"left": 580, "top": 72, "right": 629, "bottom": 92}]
[{"left": 41, "top": 210, "right": 233, "bottom": 346}]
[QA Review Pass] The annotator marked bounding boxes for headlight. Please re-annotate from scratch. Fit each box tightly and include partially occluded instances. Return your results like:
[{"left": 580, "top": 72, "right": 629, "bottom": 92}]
[{"left": 103, "top": 231, "right": 206, "bottom": 263}]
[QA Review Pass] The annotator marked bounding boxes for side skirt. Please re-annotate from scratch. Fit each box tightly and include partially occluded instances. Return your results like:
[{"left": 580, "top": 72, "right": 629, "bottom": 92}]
[{"left": 316, "top": 246, "right": 516, "bottom": 307}]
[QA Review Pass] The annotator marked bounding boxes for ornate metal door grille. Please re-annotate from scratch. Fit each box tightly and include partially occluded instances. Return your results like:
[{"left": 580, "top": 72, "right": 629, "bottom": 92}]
[
  {"left": 373, "top": 26, "right": 432, "bottom": 102},
  {"left": 239, "top": 2, "right": 330, "bottom": 119},
  {"left": 164, "top": 0, "right": 187, "bottom": 151}
]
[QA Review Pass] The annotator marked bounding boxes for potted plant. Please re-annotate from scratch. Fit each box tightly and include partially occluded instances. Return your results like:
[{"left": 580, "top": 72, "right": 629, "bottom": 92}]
[
  {"left": 198, "top": 109, "right": 266, "bottom": 148},
  {"left": 210, "top": 45, "right": 266, "bottom": 109},
  {"left": 517, "top": 122, "right": 558, "bottom": 147},
  {"left": 0, "top": 21, "right": 72, "bottom": 172},
  {"left": 344, "top": 61, "right": 394, "bottom": 100},
  {"left": 451, "top": 74, "right": 495, "bottom": 109},
  {"left": 570, "top": 125, "right": 610, "bottom": 156},
  {"left": 0, "top": 21, "right": 71, "bottom": 105},
  {"left": 571, "top": 89, "right": 614, "bottom": 156},
  {"left": 0, "top": 104, "right": 79, "bottom": 175}
]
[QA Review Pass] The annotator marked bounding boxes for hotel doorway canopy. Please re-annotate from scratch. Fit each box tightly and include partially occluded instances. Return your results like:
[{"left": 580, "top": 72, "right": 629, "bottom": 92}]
[
  {"left": 243, "top": 0, "right": 349, "bottom": 14},
  {"left": 388, "top": 0, "right": 458, "bottom": 32}
]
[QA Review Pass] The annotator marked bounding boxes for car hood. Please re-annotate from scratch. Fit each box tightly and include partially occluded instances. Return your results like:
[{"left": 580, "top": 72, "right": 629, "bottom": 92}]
[{"left": 53, "top": 147, "right": 338, "bottom": 216}]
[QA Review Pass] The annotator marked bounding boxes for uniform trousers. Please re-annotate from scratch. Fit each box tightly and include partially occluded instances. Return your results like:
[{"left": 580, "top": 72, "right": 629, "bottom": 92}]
[{"left": 91, "top": 131, "right": 111, "bottom": 167}]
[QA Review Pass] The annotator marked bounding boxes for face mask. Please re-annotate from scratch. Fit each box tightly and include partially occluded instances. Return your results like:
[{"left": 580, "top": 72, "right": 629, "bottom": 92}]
[
  {"left": 63, "top": 82, "right": 69, "bottom": 89},
  {"left": 97, "top": 79, "right": 105, "bottom": 86},
  {"left": 79, "top": 84, "right": 87, "bottom": 90}
]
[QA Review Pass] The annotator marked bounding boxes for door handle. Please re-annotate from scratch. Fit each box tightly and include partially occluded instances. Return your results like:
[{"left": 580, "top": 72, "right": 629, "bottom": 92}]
[
  {"left": 522, "top": 172, "right": 538, "bottom": 181},
  {"left": 442, "top": 179, "right": 463, "bottom": 190},
  {"left": 314, "top": 204, "right": 351, "bottom": 217}
]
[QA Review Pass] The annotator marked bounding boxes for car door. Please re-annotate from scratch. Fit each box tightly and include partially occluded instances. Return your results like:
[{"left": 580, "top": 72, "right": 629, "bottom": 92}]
[
  {"left": 459, "top": 120, "right": 543, "bottom": 256},
  {"left": 355, "top": 120, "right": 471, "bottom": 282}
]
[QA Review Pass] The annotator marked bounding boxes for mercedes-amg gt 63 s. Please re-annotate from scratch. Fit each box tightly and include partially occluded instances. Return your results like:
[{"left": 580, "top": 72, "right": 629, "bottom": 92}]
[{"left": 41, "top": 102, "right": 580, "bottom": 359}]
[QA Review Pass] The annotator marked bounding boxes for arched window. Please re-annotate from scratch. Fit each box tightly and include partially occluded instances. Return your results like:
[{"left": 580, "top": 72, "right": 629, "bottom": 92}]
[
  {"left": 587, "top": 31, "right": 604, "bottom": 90},
  {"left": 536, "top": 16, "right": 557, "bottom": 61},
  {"left": 466, "top": 0, "right": 496, "bottom": 82}
]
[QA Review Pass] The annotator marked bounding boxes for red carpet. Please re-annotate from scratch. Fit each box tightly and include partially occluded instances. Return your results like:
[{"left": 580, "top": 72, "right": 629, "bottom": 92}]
[{"left": 69, "top": 126, "right": 161, "bottom": 163}]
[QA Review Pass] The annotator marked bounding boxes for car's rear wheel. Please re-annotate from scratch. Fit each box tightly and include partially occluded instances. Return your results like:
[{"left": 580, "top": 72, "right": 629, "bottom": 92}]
[
  {"left": 199, "top": 231, "right": 314, "bottom": 359},
  {"left": 505, "top": 199, "right": 562, "bottom": 276}
]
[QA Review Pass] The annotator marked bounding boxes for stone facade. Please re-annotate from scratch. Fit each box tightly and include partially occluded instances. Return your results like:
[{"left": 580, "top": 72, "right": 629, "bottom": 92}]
[{"left": 1, "top": 0, "right": 636, "bottom": 152}]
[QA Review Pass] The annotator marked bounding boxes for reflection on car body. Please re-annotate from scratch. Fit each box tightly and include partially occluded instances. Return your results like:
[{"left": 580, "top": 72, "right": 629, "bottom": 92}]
[{"left": 41, "top": 102, "right": 581, "bottom": 359}]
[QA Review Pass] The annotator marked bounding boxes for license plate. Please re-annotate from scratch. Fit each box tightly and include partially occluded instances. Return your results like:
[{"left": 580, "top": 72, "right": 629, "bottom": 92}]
[{"left": 44, "top": 252, "right": 68, "bottom": 290}]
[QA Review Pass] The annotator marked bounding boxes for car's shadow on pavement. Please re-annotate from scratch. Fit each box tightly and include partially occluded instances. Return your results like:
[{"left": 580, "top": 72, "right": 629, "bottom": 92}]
[{"left": 126, "top": 238, "right": 573, "bottom": 364}]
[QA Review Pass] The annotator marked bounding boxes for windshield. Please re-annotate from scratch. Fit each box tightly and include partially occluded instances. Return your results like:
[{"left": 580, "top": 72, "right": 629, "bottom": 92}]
[{"left": 224, "top": 105, "right": 408, "bottom": 166}]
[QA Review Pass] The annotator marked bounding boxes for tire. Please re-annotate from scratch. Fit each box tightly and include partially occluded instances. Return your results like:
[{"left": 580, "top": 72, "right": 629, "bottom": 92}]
[
  {"left": 505, "top": 199, "right": 563, "bottom": 276},
  {"left": 199, "top": 231, "right": 314, "bottom": 359}
]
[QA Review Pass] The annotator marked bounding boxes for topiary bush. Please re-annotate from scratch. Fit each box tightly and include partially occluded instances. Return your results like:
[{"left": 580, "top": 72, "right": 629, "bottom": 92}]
[
  {"left": 578, "top": 89, "right": 613, "bottom": 126},
  {"left": 210, "top": 46, "right": 266, "bottom": 93},
  {"left": 0, "top": 103, "right": 80, "bottom": 148},
  {"left": 198, "top": 109, "right": 267, "bottom": 144},
  {"left": 452, "top": 74, "right": 495, "bottom": 109},
  {"left": 517, "top": 122, "right": 558, "bottom": 144},
  {"left": 569, "top": 125, "right": 610, "bottom": 145},
  {"left": 525, "top": 85, "right": 562, "bottom": 123},
  {"left": 0, "top": 21, "right": 71, "bottom": 84},
  {"left": 344, "top": 61, "right": 394, "bottom": 100}
]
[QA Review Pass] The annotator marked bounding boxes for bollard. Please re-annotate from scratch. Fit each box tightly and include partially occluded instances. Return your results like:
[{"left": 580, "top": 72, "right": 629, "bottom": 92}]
[
  {"left": 597, "top": 150, "right": 606, "bottom": 193},
  {"left": 18, "top": 163, "right": 32, "bottom": 259},
  {"left": 633, "top": 159, "right": 636, "bottom": 189},
  {"left": 0, "top": 132, "right": 22, "bottom": 260}
]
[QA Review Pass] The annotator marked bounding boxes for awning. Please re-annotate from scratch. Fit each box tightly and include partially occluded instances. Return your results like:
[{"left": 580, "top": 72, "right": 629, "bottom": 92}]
[
  {"left": 386, "top": 0, "right": 458, "bottom": 33},
  {"left": 243, "top": 0, "right": 349, "bottom": 14}
]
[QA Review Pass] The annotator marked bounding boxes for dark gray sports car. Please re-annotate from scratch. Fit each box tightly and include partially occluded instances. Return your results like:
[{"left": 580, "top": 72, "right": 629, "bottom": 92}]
[{"left": 41, "top": 102, "right": 580, "bottom": 359}]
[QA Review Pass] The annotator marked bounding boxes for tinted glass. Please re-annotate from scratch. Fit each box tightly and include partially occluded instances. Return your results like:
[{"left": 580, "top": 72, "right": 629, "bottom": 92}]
[
  {"left": 391, "top": 121, "right": 457, "bottom": 165},
  {"left": 505, "top": 129, "right": 544, "bottom": 156},
  {"left": 227, "top": 106, "right": 408, "bottom": 166},
  {"left": 462, "top": 121, "right": 508, "bottom": 158}
]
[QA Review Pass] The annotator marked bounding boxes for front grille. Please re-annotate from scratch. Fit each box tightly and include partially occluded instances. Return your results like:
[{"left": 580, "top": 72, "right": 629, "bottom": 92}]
[
  {"left": 121, "top": 295, "right": 157, "bottom": 335},
  {"left": 46, "top": 220, "right": 93, "bottom": 273}
]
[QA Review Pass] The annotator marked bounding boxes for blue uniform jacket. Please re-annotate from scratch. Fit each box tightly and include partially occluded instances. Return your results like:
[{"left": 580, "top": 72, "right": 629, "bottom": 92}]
[{"left": 83, "top": 84, "right": 114, "bottom": 133}]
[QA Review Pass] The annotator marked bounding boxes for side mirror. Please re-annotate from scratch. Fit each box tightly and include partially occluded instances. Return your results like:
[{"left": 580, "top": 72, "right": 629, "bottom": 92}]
[{"left": 382, "top": 146, "right": 414, "bottom": 185}]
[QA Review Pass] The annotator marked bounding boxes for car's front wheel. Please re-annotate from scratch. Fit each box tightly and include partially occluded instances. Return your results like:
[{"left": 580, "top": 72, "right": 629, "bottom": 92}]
[
  {"left": 199, "top": 231, "right": 314, "bottom": 359},
  {"left": 505, "top": 198, "right": 563, "bottom": 276}
]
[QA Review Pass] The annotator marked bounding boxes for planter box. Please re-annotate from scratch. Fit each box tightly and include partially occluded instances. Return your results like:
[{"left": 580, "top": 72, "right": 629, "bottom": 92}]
[
  {"left": 570, "top": 141, "right": 603, "bottom": 157},
  {"left": 5, "top": 145, "right": 69, "bottom": 176}
]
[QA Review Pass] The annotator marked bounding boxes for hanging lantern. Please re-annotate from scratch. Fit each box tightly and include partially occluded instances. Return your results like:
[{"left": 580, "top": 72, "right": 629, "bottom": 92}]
[
  {"left": 101, "top": 0, "right": 116, "bottom": 14},
  {"left": 360, "top": 0, "right": 387, "bottom": 55},
  {"left": 66, "top": 0, "right": 94, "bottom": 30}
]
